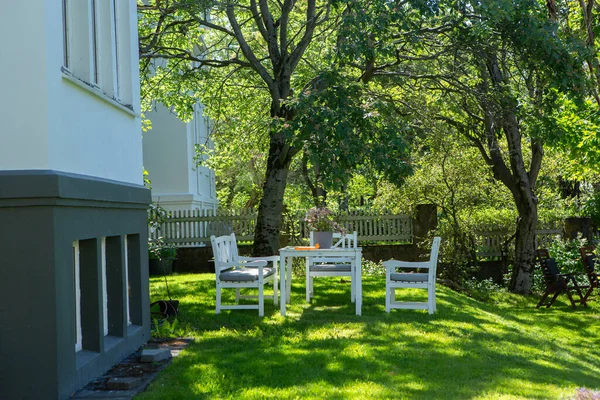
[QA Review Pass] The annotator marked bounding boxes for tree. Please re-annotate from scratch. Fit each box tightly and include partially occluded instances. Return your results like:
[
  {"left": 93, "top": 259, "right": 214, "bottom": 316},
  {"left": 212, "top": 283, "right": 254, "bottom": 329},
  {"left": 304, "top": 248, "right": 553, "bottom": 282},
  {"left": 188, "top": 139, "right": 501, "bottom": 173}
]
[
  {"left": 139, "top": 1, "right": 413, "bottom": 254},
  {"left": 139, "top": 0, "right": 333, "bottom": 254},
  {"left": 335, "top": 0, "right": 588, "bottom": 293}
]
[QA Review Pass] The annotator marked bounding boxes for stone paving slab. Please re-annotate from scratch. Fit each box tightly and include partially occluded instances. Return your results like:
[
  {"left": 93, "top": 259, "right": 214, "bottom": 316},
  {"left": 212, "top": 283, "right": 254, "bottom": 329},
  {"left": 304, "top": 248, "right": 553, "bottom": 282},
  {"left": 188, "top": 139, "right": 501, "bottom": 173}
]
[
  {"left": 70, "top": 338, "right": 193, "bottom": 400},
  {"left": 140, "top": 348, "right": 172, "bottom": 363}
]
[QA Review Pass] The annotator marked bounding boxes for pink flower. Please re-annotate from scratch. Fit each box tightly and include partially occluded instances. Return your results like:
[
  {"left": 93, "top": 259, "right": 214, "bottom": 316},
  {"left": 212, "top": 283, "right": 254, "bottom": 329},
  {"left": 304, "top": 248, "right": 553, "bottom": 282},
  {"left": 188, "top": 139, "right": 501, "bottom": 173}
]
[{"left": 304, "top": 207, "right": 345, "bottom": 233}]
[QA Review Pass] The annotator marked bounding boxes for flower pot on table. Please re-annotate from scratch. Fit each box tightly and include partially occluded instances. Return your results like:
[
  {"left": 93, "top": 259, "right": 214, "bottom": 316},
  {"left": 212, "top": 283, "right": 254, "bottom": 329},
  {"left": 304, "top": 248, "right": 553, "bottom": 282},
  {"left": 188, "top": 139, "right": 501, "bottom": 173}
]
[{"left": 313, "top": 231, "right": 334, "bottom": 249}]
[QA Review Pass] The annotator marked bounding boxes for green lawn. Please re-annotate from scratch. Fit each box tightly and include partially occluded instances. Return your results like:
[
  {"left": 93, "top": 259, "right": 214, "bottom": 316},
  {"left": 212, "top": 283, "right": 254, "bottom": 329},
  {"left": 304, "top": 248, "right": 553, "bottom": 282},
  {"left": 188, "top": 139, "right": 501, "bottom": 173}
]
[{"left": 138, "top": 273, "right": 600, "bottom": 400}]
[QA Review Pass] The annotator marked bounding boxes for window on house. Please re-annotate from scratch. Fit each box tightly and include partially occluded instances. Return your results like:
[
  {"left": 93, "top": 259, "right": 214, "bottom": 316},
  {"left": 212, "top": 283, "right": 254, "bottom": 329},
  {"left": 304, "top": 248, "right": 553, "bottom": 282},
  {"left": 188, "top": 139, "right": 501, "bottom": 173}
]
[{"left": 62, "top": 0, "right": 133, "bottom": 109}]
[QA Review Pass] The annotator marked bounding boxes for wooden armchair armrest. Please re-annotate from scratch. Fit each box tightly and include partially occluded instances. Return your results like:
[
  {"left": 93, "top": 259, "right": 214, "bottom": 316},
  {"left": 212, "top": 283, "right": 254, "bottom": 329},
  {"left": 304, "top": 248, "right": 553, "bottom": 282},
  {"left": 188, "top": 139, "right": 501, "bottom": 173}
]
[
  {"left": 239, "top": 255, "right": 279, "bottom": 268},
  {"left": 240, "top": 259, "right": 268, "bottom": 268}
]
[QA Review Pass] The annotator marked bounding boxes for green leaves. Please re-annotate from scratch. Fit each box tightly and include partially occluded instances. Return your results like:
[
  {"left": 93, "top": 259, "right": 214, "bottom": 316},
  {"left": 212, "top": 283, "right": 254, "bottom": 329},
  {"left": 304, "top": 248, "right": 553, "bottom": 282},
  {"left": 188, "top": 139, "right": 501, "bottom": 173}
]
[{"left": 275, "top": 69, "right": 413, "bottom": 192}]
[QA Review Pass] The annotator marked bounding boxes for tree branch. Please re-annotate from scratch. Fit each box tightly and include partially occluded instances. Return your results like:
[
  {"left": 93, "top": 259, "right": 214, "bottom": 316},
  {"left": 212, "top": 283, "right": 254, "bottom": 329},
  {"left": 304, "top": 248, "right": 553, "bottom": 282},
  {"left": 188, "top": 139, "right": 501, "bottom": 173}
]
[{"left": 226, "top": 4, "right": 274, "bottom": 87}]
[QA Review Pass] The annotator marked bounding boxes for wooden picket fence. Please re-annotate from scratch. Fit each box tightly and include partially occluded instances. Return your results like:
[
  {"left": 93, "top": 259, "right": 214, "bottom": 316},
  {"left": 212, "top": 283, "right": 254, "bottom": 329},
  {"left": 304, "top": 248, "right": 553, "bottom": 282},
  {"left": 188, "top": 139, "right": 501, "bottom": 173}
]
[
  {"left": 151, "top": 209, "right": 596, "bottom": 254},
  {"left": 299, "top": 210, "right": 412, "bottom": 243},
  {"left": 474, "top": 221, "right": 564, "bottom": 259},
  {"left": 149, "top": 208, "right": 258, "bottom": 246},
  {"left": 150, "top": 208, "right": 412, "bottom": 247}
]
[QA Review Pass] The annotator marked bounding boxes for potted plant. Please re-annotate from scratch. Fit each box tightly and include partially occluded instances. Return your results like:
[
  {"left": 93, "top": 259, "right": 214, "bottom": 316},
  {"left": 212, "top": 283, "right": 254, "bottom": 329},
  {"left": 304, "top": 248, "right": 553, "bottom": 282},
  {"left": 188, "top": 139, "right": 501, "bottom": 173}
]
[
  {"left": 148, "top": 237, "right": 177, "bottom": 275},
  {"left": 304, "top": 207, "right": 346, "bottom": 248}
]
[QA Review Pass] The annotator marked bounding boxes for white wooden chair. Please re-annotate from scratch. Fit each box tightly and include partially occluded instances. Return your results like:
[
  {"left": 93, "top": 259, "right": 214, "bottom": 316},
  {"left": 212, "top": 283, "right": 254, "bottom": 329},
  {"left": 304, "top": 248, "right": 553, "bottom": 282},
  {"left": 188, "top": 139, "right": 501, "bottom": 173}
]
[
  {"left": 306, "top": 231, "right": 358, "bottom": 303},
  {"left": 383, "top": 236, "right": 441, "bottom": 314},
  {"left": 211, "top": 233, "right": 278, "bottom": 317}
]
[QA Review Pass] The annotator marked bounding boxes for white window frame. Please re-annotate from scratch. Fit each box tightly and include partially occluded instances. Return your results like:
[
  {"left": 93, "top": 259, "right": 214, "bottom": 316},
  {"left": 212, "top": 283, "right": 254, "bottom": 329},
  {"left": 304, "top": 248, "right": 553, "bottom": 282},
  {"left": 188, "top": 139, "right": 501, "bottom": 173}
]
[{"left": 62, "top": 0, "right": 135, "bottom": 113}]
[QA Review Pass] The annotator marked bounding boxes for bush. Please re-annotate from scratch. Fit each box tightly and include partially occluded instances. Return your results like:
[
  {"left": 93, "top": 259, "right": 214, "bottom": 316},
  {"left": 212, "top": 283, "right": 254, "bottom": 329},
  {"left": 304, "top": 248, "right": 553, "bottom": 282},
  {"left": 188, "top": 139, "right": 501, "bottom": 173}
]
[
  {"left": 148, "top": 237, "right": 177, "bottom": 260},
  {"left": 362, "top": 259, "right": 385, "bottom": 276},
  {"left": 463, "top": 277, "right": 506, "bottom": 302}
]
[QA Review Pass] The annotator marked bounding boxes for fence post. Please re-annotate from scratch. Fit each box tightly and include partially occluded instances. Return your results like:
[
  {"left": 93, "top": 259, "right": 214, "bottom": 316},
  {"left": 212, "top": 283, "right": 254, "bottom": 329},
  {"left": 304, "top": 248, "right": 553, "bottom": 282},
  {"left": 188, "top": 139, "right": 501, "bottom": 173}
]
[
  {"left": 563, "top": 217, "right": 595, "bottom": 242},
  {"left": 413, "top": 204, "right": 437, "bottom": 244}
]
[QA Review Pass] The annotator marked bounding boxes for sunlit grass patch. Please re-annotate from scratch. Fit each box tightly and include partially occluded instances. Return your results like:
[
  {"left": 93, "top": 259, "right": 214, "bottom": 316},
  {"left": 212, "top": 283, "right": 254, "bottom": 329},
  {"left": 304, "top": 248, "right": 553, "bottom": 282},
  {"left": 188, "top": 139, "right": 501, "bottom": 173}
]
[{"left": 137, "top": 273, "right": 600, "bottom": 400}]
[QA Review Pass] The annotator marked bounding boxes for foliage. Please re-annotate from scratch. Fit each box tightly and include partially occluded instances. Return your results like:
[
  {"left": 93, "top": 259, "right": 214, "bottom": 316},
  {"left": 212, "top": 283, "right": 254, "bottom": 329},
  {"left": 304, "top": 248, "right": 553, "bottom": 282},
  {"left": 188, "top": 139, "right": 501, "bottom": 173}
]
[
  {"left": 547, "top": 234, "right": 589, "bottom": 275},
  {"left": 138, "top": 0, "right": 600, "bottom": 280},
  {"left": 581, "top": 189, "right": 600, "bottom": 225},
  {"left": 142, "top": 273, "right": 600, "bottom": 400},
  {"left": 333, "top": 0, "right": 593, "bottom": 294},
  {"left": 304, "top": 207, "right": 346, "bottom": 233},
  {"left": 151, "top": 317, "right": 194, "bottom": 339},
  {"left": 147, "top": 203, "right": 176, "bottom": 260},
  {"left": 280, "top": 69, "right": 414, "bottom": 193},
  {"left": 147, "top": 202, "right": 170, "bottom": 232},
  {"left": 462, "top": 277, "right": 506, "bottom": 303},
  {"left": 361, "top": 259, "right": 385, "bottom": 276},
  {"left": 148, "top": 237, "right": 177, "bottom": 261},
  {"left": 151, "top": 317, "right": 179, "bottom": 339}
]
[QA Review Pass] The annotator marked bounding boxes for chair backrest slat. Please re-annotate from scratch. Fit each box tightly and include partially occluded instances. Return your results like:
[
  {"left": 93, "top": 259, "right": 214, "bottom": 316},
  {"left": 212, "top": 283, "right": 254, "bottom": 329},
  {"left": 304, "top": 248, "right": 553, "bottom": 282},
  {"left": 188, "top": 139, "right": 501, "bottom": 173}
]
[
  {"left": 211, "top": 233, "right": 240, "bottom": 272},
  {"left": 429, "top": 237, "right": 441, "bottom": 278},
  {"left": 580, "top": 246, "right": 598, "bottom": 286},
  {"left": 536, "top": 248, "right": 560, "bottom": 283}
]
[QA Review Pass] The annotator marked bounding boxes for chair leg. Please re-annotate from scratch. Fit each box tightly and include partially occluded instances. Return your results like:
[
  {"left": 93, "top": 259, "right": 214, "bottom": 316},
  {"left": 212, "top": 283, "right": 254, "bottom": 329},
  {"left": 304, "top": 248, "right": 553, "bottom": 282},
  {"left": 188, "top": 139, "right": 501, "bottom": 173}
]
[
  {"left": 258, "top": 285, "right": 264, "bottom": 317},
  {"left": 565, "top": 290, "right": 577, "bottom": 309},
  {"left": 385, "top": 285, "right": 391, "bottom": 313},
  {"left": 582, "top": 286, "right": 595, "bottom": 304},
  {"left": 310, "top": 277, "right": 314, "bottom": 298},
  {"left": 306, "top": 271, "right": 311, "bottom": 303},
  {"left": 536, "top": 290, "right": 551, "bottom": 309},
  {"left": 572, "top": 281, "right": 588, "bottom": 307},
  {"left": 547, "top": 291, "right": 561, "bottom": 308},
  {"left": 351, "top": 274, "right": 355, "bottom": 303},
  {"left": 273, "top": 273, "right": 278, "bottom": 306},
  {"left": 428, "top": 284, "right": 435, "bottom": 314},
  {"left": 216, "top": 284, "right": 222, "bottom": 314},
  {"left": 235, "top": 288, "right": 241, "bottom": 304}
]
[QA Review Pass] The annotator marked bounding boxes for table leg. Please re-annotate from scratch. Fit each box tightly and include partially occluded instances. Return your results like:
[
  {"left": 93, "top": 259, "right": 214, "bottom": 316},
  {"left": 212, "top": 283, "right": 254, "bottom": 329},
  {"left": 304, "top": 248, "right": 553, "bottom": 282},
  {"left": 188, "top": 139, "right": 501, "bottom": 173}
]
[
  {"left": 280, "top": 255, "right": 286, "bottom": 316},
  {"left": 355, "top": 251, "right": 362, "bottom": 316},
  {"left": 286, "top": 256, "right": 293, "bottom": 303}
]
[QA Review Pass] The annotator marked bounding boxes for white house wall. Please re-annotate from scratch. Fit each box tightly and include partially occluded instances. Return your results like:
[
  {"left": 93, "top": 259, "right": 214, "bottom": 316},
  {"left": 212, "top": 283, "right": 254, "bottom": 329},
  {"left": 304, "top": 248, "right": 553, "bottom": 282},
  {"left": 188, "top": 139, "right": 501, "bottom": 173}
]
[
  {"left": 144, "top": 104, "right": 190, "bottom": 194},
  {"left": 0, "top": 1, "right": 151, "bottom": 399},
  {"left": 0, "top": 0, "right": 143, "bottom": 185},
  {"left": 0, "top": 1, "right": 50, "bottom": 170},
  {"left": 143, "top": 103, "right": 217, "bottom": 210}
]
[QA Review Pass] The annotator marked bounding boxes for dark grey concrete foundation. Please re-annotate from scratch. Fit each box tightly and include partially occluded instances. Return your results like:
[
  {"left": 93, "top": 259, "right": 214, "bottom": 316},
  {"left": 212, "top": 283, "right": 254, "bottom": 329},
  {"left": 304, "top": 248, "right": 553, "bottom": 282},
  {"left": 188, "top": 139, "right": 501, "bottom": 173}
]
[{"left": 0, "top": 170, "right": 151, "bottom": 400}]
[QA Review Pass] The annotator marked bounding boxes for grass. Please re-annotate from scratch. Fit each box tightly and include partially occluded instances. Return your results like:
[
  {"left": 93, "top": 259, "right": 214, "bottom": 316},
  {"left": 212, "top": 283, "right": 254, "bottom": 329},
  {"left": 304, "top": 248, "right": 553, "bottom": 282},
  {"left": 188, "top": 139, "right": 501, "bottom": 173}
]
[{"left": 138, "top": 273, "right": 600, "bottom": 399}]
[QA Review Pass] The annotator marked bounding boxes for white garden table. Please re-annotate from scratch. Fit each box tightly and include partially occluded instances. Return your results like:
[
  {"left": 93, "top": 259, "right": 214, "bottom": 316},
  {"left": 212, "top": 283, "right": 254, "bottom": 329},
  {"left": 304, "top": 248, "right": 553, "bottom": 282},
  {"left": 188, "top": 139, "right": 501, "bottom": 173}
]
[{"left": 278, "top": 246, "right": 363, "bottom": 316}]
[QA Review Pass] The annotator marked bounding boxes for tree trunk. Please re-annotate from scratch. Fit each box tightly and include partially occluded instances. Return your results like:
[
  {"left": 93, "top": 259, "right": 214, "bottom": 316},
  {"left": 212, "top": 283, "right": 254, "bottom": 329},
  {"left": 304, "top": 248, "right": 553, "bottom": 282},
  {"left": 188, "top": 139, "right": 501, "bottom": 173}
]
[
  {"left": 509, "top": 201, "right": 538, "bottom": 294},
  {"left": 302, "top": 154, "right": 327, "bottom": 207},
  {"left": 475, "top": 54, "right": 543, "bottom": 295},
  {"left": 252, "top": 131, "right": 297, "bottom": 255},
  {"left": 502, "top": 111, "right": 542, "bottom": 295}
]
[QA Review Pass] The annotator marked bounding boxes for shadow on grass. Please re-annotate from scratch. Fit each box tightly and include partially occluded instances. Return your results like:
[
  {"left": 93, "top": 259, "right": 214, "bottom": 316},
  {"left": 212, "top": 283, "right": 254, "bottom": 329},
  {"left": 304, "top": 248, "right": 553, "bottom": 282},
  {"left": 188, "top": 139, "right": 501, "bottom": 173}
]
[{"left": 140, "top": 274, "right": 600, "bottom": 399}]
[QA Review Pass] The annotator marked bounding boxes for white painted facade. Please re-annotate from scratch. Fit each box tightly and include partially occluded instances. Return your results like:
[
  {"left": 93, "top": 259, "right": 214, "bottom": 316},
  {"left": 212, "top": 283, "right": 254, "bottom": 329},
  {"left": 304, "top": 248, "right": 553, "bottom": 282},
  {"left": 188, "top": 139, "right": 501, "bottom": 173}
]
[
  {"left": 0, "top": 0, "right": 143, "bottom": 185},
  {"left": 143, "top": 103, "right": 218, "bottom": 212}
]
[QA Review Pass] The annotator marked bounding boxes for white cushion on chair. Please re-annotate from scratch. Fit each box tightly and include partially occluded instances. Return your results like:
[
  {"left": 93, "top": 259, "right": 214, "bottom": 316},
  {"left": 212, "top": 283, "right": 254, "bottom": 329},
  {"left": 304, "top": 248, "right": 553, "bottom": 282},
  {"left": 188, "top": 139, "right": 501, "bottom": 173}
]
[
  {"left": 390, "top": 272, "right": 429, "bottom": 283},
  {"left": 219, "top": 267, "right": 275, "bottom": 282}
]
